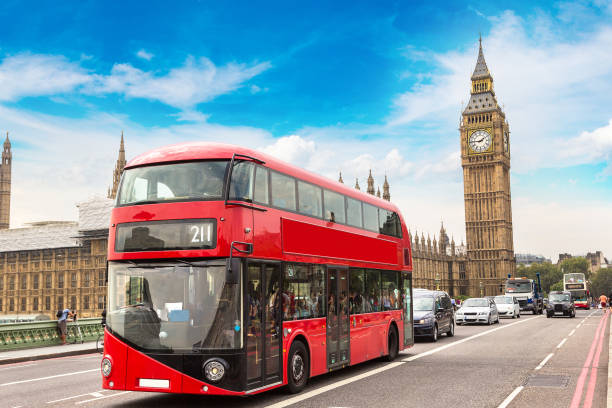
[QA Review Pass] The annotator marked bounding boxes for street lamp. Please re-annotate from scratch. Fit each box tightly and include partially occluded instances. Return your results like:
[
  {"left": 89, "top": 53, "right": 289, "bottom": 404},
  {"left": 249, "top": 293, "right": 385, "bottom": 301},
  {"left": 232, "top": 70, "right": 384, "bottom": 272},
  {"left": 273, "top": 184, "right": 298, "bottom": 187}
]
[
  {"left": 479, "top": 281, "right": 484, "bottom": 297},
  {"left": 435, "top": 272, "right": 441, "bottom": 291}
]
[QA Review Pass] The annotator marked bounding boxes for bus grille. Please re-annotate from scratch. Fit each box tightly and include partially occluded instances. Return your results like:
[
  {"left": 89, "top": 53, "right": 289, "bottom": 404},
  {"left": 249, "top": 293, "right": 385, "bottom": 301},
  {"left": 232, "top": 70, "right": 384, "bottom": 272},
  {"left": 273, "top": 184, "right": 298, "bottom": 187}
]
[{"left": 518, "top": 300, "right": 527, "bottom": 307}]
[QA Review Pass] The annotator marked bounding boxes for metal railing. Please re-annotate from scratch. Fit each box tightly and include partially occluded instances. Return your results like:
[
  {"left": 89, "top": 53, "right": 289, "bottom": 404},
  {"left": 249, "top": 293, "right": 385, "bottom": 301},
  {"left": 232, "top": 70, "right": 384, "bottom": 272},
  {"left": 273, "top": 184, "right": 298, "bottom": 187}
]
[{"left": 0, "top": 318, "right": 103, "bottom": 350}]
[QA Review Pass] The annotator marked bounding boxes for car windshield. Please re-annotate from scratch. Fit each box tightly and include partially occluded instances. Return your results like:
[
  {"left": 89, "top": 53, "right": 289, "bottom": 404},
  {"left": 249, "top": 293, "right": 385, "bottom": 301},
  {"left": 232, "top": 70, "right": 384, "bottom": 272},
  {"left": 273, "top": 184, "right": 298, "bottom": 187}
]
[
  {"left": 107, "top": 260, "right": 242, "bottom": 352},
  {"left": 117, "top": 161, "right": 228, "bottom": 205},
  {"left": 494, "top": 296, "right": 513, "bottom": 304},
  {"left": 463, "top": 298, "right": 489, "bottom": 308},
  {"left": 506, "top": 281, "right": 532, "bottom": 293},
  {"left": 550, "top": 293, "right": 571, "bottom": 302},
  {"left": 413, "top": 297, "right": 434, "bottom": 311}
]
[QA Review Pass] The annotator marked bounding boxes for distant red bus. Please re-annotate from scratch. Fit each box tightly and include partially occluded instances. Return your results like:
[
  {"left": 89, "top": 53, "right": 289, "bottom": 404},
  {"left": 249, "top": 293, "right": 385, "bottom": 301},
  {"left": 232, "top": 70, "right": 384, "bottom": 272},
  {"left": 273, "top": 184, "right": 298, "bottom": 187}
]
[{"left": 101, "top": 142, "right": 414, "bottom": 395}]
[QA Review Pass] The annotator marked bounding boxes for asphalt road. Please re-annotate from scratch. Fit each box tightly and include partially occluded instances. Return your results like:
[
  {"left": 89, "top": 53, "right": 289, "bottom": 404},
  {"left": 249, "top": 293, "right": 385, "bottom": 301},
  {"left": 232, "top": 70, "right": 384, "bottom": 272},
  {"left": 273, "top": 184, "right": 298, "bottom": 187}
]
[{"left": 0, "top": 309, "right": 608, "bottom": 408}]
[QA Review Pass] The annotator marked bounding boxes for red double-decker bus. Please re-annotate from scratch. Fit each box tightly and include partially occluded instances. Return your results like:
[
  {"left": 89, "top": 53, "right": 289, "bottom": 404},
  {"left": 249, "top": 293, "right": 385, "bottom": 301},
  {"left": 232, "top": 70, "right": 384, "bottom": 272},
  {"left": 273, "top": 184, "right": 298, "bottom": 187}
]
[{"left": 101, "top": 142, "right": 414, "bottom": 396}]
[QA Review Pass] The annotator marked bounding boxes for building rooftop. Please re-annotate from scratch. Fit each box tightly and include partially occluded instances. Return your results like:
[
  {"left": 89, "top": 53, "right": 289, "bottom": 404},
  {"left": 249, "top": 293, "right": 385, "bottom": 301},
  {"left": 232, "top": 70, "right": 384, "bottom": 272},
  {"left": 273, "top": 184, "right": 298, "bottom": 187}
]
[
  {"left": 0, "top": 222, "right": 79, "bottom": 251},
  {"left": 0, "top": 197, "right": 114, "bottom": 252}
]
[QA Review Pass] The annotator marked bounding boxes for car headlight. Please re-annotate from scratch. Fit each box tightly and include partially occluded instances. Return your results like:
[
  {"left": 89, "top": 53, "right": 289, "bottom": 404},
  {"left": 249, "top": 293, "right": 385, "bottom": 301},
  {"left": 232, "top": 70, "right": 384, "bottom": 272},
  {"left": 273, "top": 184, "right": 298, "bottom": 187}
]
[
  {"left": 101, "top": 357, "right": 112, "bottom": 377},
  {"left": 203, "top": 359, "right": 227, "bottom": 383}
]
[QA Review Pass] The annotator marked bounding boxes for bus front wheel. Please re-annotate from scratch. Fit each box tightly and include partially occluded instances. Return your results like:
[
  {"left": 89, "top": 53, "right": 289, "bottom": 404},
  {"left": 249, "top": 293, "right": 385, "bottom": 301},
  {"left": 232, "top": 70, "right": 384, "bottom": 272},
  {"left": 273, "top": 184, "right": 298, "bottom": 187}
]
[{"left": 287, "top": 340, "right": 309, "bottom": 394}]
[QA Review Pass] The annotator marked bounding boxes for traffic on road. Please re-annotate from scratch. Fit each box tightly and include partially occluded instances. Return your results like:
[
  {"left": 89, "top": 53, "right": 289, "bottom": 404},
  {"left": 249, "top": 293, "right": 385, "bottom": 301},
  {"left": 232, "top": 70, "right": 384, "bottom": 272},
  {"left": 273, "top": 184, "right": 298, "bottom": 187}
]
[{"left": 0, "top": 306, "right": 608, "bottom": 408}]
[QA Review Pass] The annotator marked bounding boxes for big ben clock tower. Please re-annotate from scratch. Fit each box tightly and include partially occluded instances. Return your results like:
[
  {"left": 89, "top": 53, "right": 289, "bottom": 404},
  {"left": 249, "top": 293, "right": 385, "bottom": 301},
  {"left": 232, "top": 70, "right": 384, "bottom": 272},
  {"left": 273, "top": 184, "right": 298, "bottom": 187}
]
[{"left": 460, "top": 38, "right": 515, "bottom": 296}]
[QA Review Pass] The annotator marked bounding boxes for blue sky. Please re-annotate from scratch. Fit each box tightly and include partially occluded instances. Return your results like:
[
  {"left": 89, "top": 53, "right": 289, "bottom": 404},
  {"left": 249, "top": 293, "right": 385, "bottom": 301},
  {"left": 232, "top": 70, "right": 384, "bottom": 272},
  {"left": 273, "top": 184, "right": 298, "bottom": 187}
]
[{"left": 0, "top": 0, "right": 611, "bottom": 260}]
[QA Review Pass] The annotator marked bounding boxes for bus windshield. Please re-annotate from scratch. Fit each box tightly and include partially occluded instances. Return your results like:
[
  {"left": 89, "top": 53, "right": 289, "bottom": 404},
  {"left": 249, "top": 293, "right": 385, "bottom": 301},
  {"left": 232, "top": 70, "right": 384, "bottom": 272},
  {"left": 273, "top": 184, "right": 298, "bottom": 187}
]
[
  {"left": 117, "top": 161, "right": 228, "bottom": 205},
  {"left": 564, "top": 273, "right": 585, "bottom": 284},
  {"left": 506, "top": 281, "right": 532, "bottom": 293},
  {"left": 107, "top": 261, "right": 242, "bottom": 352}
]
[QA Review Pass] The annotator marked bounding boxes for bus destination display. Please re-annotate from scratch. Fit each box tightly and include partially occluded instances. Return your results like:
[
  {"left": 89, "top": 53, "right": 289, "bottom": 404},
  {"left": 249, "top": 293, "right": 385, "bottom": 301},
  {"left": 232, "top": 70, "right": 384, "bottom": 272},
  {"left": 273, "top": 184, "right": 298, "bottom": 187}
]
[
  {"left": 565, "top": 283, "right": 584, "bottom": 290},
  {"left": 115, "top": 219, "right": 217, "bottom": 252}
]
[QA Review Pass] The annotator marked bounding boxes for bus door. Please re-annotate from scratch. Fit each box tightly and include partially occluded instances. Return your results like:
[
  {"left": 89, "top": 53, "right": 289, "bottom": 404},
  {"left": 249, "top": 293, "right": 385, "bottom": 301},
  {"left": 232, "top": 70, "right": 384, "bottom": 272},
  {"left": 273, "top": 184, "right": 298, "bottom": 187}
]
[
  {"left": 402, "top": 273, "right": 413, "bottom": 347},
  {"left": 246, "top": 261, "right": 282, "bottom": 390},
  {"left": 327, "top": 266, "right": 350, "bottom": 368}
]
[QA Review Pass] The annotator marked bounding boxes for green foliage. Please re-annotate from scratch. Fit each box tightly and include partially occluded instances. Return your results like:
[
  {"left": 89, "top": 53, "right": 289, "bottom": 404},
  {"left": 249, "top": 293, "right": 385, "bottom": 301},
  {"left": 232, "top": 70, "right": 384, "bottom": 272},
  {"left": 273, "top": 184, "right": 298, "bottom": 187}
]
[
  {"left": 559, "top": 257, "right": 590, "bottom": 280},
  {"left": 514, "top": 262, "right": 562, "bottom": 294},
  {"left": 591, "top": 269, "right": 612, "bottom": 298},
  {"left": 549, "top": 281, "right": 564, "bottom": 292}
]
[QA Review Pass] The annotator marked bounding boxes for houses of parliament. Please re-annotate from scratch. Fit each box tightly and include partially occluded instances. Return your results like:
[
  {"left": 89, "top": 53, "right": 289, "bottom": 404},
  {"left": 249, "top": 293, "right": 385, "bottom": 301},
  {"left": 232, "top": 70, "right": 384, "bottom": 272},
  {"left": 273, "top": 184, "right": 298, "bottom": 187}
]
[{"left": 0, "top": 40, "right": 514, "bottom": 318}]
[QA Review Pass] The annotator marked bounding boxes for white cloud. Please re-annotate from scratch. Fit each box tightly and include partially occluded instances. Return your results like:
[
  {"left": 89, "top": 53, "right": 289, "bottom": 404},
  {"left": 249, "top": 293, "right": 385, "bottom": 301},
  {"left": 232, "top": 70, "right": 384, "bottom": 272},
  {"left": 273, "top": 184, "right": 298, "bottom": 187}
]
[
  {"left": 390, "top": 10, "right": 612, "bottom": 174},
  {"left": 136, "top": 49, "right": 154, "bottom": 61},
  {"left": 89, "top": 56, "right": 272, "bottom": 108},
  {"left": 0, "top": 53, "right": 271, "bottom": 109},
  {"left": 0, "top": 53, "right": 91, "bottom": 101},
  {"left": 561, "top": 118, "right": 612, "bottom": 174}
]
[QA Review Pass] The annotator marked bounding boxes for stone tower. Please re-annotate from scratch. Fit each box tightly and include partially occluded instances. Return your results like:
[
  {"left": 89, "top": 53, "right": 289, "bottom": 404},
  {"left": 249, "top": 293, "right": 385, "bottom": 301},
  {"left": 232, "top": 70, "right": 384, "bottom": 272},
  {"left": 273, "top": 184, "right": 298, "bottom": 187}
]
[
  {"left": 382, "top": 175, "right": 390, "bottom": 201},
  {"left": 460, "top": 38, "right": 515, "bottom": 296},
  {"left": 366, "top": 170, "right": 375, "bottom": 195},
  {"left": 0, "top": 133, "right": 11, "bottom": 229},
  {"left": 107, "top": 133, "right": 127, "bottom": 200}
]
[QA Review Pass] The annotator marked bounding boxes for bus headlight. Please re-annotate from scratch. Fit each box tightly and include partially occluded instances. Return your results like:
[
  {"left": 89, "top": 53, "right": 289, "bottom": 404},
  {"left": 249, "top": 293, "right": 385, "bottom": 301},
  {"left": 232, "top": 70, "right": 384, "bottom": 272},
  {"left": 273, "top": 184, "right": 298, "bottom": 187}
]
[
  {"left": 203, "top": 359, "right": 227, "bottom": 383},
  {"left": 101, "top": 357, "right": 112, "bottom": 377}
]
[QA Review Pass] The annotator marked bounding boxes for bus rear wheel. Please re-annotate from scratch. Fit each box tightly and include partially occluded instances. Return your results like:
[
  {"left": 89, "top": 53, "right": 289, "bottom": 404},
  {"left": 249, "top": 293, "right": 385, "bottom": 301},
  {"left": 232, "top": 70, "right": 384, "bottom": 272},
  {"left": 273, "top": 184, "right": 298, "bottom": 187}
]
[
  {"left": 287, "top": 340, "right": 309, "bottom": 394},
  {"left": 385, "top": 326, "right": 399, "bottom": 361}
]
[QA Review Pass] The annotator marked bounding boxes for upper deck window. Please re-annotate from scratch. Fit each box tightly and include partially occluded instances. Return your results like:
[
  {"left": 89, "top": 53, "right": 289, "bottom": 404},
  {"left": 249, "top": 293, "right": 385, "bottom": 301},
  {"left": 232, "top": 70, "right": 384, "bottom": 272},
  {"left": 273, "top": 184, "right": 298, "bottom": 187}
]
[
  {"left": 298, "top": 181, "right": 323, "bottom": 218},
  {"left": 117, "top": 161, "right": 227, "bottom": 206},
  {"left": 271, "top": 171, "right": 296, "bottom": 211},
  {"left": 324, "top": 190, "right": 345, "bottom": 224},
  {"left": 229, "top": 161, "right": 254, "bottom": 201}
]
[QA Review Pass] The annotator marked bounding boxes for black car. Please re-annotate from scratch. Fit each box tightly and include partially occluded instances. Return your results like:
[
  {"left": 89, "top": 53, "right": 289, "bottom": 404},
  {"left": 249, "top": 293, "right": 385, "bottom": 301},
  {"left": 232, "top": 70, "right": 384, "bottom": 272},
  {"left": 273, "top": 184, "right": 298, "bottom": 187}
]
[
  {"left": 413, "top": 289, "right": 455, "bottom": 342},
  {"left": 546, "top": 291, "right": 576, "bottom": 318}
]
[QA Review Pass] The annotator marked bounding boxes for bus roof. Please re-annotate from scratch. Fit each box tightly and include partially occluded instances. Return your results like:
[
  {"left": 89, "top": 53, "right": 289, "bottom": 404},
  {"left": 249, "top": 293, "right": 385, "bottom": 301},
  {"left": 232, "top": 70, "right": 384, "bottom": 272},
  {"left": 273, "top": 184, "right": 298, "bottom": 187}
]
[{"left": 126, "top": 142, "right": 404, "bottom": 213}]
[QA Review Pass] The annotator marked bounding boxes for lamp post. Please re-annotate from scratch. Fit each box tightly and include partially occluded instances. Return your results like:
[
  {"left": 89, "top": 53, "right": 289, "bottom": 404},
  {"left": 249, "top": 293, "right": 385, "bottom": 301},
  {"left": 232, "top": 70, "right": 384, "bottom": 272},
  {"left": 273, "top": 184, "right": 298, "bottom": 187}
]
[
  {"left": 479, "top": 281, "right": 484, "bottom": 297},
  {"left": 435, "top": 272, "right": 441, "bottom": 291}
]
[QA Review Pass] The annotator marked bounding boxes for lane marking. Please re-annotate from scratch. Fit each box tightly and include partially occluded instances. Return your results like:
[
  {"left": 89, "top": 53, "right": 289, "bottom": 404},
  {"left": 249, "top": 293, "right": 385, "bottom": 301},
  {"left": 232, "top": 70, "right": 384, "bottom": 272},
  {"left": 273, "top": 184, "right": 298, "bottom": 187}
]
[
  {"left": 0, "top": 363, "right": 36, "bottom": 371},
  {"left": 497, "top": 386, "right": 524, "bottom": 408},
  {"left": 569, "top": 312, "right": 608, "bottom": 408},
  {"left": 404, "top": 316, "right": 542, "bottom": 362},
  {"left": 0, "top": 369, "right": 98, "bottom": 387},
  {"left": 557, "top": 338, "right": 567, "bottom": 349},
  {"left": 569, "top": 329, "right": 576, "bottom": 337},
  {"left": 263, "top": 316, "right": 543, "bottom": 408},
  {"left": 47, "top": 391, "right": 105, "bottom": 404},
  {"left": 89, "top": 392, "right": 104, "bottom": 398},
  {"left": 75, "top": 391, "right": 131, "bottom": 405},
  {"left": 535, "top": 353, "right": 554, "bottom": 370},
  {"left": 582, "top": 311, "right": 609, "bottom": 408}
]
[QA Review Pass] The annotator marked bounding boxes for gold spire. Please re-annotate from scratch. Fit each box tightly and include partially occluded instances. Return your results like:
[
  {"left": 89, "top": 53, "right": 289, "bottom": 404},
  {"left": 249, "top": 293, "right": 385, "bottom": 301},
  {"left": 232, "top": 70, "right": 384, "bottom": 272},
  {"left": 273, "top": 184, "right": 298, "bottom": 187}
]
[
  {"left": 382, "top": 175, "right": 390, "bottom": 201},
  {"left": 355, "top": 178, "right": 360, "bottom": 190},
  {"left": 367, "top": 170, "right": 375, "bottom": 195}
]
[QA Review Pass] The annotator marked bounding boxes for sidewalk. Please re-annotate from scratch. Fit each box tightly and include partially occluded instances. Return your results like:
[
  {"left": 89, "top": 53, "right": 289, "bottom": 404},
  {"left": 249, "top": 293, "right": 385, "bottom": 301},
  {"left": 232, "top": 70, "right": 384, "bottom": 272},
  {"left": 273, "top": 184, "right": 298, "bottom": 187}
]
[{"left": 0, "top": 341, "right": 98, "bottom": 365}]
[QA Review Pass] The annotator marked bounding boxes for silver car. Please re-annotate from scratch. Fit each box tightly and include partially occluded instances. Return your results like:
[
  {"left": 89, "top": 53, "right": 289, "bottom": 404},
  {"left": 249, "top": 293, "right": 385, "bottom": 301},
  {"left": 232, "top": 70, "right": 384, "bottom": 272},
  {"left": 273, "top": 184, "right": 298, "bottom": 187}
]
[
  {"left": 494, "top": 295, "right": 521, "bottom": 319},
  {"left": 455, "top": 297, "right": 499, "bottom": 325}
]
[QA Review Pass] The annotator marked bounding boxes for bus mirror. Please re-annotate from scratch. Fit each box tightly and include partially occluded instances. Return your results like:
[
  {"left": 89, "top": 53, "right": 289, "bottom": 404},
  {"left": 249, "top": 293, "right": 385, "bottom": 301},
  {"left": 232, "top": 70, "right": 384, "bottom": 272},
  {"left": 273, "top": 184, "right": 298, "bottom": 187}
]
[{"left": 226, "top": 258, "right": 241, "bottom": 284}]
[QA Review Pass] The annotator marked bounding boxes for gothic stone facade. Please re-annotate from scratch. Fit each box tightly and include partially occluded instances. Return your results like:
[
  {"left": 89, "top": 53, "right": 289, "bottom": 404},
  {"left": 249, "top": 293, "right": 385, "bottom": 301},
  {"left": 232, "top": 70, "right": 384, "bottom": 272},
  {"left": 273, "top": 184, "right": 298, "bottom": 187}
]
[{"left": 0, "top": 199, "right": 112, "bottom": 318}]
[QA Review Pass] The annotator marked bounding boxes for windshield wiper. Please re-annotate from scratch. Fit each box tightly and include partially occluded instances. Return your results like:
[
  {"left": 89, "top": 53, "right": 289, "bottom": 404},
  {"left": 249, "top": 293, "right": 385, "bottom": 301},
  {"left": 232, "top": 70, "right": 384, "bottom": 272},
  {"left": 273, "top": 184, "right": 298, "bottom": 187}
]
[{"left": 128, "top": 200, "right": 161, "bottom": 206}]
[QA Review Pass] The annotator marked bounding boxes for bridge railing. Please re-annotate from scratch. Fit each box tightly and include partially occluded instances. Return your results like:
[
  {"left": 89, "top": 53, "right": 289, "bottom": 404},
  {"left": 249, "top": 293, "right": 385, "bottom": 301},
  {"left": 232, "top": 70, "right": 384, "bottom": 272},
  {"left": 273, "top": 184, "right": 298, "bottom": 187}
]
[{"left": 0, "top": 318, "right": 103, "bottom": 350}]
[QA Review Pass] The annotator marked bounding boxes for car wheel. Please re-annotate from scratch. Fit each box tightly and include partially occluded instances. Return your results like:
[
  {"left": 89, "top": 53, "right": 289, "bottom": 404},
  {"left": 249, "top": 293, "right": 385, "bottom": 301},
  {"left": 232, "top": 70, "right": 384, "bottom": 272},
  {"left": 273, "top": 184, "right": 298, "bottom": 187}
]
[
  {"left": 447, "top": 321, "right": 455, "bottom": 337},
  {"left": 546, "top": 313, "right": 551, "bottom": 318},
  {"left": 287, "top": 340, "right": 309, "bottom": 394},
  {"left": 385, "top": 325, "right": 399, "bottom": 361},
  {"left": 517, "top": 313, "right": 521, "bottom": 318},
  {"left": 496, "top": 315, "right": 500, "bottom": 324},
  {"left": 487, "top": 315, "right": 492, "bottom": 325},
  {"left": 431, "top": 324, "right": 438, "bottom": 342}
]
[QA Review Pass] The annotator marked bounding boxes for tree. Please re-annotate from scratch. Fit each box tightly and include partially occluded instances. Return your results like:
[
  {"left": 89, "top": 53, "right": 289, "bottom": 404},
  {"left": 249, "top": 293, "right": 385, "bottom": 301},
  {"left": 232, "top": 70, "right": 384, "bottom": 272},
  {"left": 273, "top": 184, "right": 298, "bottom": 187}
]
[
  {"left": 550, "top": 281, "right": 564, "bottom": 292},
  {"left": 559, "top": 257, "right": 590, "bottom": 280},
  {"left": 515, "top": 262, "right": 561, "bottom": 294},
  {"left": 591, "top": 269, "right": 612, "bottom": 299}
]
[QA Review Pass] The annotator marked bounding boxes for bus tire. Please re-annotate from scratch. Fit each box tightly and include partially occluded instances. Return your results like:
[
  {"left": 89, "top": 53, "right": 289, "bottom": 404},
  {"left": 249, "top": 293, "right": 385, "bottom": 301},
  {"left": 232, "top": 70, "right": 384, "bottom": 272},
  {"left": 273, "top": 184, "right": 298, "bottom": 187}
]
[
  {"left": 386, "top": 325, "right": 399, "bottom": 361},
  {"left": 287, "top": 340, "right": 309, "bottom": 394}
]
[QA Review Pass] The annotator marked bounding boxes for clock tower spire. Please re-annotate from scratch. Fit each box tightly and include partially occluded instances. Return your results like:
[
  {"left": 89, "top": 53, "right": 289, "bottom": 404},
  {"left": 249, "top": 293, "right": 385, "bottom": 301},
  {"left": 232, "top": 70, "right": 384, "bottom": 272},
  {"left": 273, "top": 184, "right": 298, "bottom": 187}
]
[{"left": 460, "top": 38, "right": 514, "bottom": 297}]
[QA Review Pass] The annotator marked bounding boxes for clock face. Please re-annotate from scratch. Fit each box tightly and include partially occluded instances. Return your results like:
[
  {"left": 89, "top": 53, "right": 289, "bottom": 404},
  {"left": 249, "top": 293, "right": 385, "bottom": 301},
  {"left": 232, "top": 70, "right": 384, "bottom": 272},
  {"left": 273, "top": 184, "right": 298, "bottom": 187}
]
[{"left": 469, "top": 130, "right": 492, "bottom": 153}]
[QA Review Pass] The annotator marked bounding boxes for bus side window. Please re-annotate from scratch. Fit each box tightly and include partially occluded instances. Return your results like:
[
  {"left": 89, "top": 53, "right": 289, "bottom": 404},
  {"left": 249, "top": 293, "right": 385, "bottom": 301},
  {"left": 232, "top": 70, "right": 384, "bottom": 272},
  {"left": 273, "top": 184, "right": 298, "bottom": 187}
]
[
  {"left": 363, "top": 203, "right": 378, "bottom": 232},
  {"left": 349, "top": 268, "right": 366, "bottom": 314},
  {"left": 229, "top": 161, "right": 254, "bottom": 202},
  {"left": 271, "top": 172, "right": 296, "bottom": 211},
  {"left": 346, "top": 197, "right": 363, "bottom": 228},
  {"left": 365, "top": 269, "right": 381, "bottom": 312},
  {"left": 253, "top": 166, "right": 269, "bottom": 205}
]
